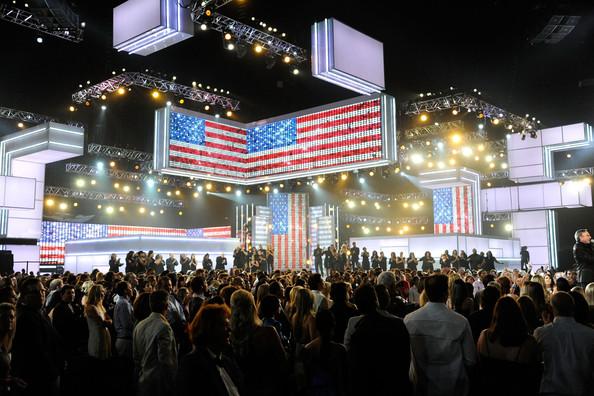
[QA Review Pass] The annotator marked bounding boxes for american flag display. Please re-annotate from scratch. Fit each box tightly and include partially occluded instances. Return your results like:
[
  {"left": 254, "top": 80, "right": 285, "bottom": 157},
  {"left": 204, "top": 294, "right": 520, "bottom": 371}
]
[
  {"left": 269, "top": 193, "right": 308, "bottom": 270},
  {"left": 39, "top": 221, "right": 232, "bottom": 265},
  {"left": 433, "top": 186, "right": 474, "bottom": 234},
  {"left": 164, "top": 97, "right": 386, "bottom": 182}
]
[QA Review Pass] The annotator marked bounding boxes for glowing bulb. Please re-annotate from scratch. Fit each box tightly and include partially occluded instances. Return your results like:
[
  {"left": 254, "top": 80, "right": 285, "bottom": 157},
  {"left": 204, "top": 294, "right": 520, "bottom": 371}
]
[
  {"left": 113, "top": 182, "right": 120, "bottom": 189},
  {"left": 206, "top": 183, "right": 213, "bottom": 191},
  {"left": 448, "top": 158, "right": 456, "bottom": 165},
  {"left": 119, "top": 206, "right": 125, "bottom": 212},
  {"left": 451, "top": 134, "right": 461, "bottom": 144},
  {"left": 151, "top": 91, "right": 160, "bottom": 98},
  {"left": 106, "top": 206, "right": 114, "bottom": 214},
  {"left": 505, "top": 223, "right": 513, "bottom": 232},
  {"left": 411, "top": 153, "right": 424, "bottom": 164},
  {"left": 462, "top": 147, "right": 473, "bottom": 157},
  {"left": 419, "top": 114, "right": 428, "bottom": 122},
  {"left": 117, "top": 87, "right": 126, "bottom": 95},
  {"left": 45, "top": 199, "right": 55, "bottom": 207},
  {"left": 501, "top": 163, "right": 508, "bottom": 169},
  {"left": 403, "top": 202, "right": 409, "bottom": 208},
  {"left": 139, "top": 207, "right": 145, "bottom": 214},
  {"left": 123, "top": 185, "right": 130, "bottom": 192},
  {"left": 109, "top": 161, "right": 116, "bottom": 167},
  {"left": 341, "top": 173, "right": 348, "bottom": 181},
  {"left": 254, "top": 44, "right": 263, "bottom": 53},
  {"left": 225, "top": 186, "right": 232, "bottom": 192}
]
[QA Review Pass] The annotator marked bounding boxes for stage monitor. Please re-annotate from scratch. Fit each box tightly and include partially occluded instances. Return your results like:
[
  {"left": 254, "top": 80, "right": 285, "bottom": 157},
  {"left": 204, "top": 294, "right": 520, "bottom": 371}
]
[
  {"left": 154, "top": 94, "right": 397, "bottom": 185},
  {"left": 312, "top": 18, "right": 385, "bottom": 95}
]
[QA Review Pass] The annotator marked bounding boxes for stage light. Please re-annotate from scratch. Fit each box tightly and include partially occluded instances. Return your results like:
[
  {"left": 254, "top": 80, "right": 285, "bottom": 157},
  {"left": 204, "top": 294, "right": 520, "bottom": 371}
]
[
  {"left": 113, "top": 183, "right": 120, "bottom": 189},
  {"left": 359, "top": 177, "right": 365, "bottom": 184},
  {"left": 166, "top": 191, "right": 172, "bottom": 197},
  {"left": 226, "top": 111, "right": 233, "bottom": 117},
  {"left": 225, "top": 186, "right": 232, "bottom": 192},
  {"left": 36, "top": 37, "right": 43, "bottom": 43},
  {"left": 487, "top": 182, "right": 492, "bottom": 187},
  {"left": 361, "top": 200, "right": 366, "bottom": 205},
  {"left": 405, "top": 165, "right": 411, "bottom": 170},
  {"left": 492, "top": 118, "right": 500, "bottom": 125},
  {"left": 411, "top": 153, "right": 424, "bottom": 164},
  {"left": 224, "top": 32, "right": 232, "bottom": 40},
  {"left": 316, "top": 176, "right": 325, "bottom": 184},
  {"left": 427, "top": 161, "right": 434, "bottom": 168},
  {"left": 215, "top": 114, "right": 220, "bottom": 118},
  {"left": 273, "top": 188, "right": 279, "bottom": 194},
  {"left": 341, "top": 173, "right": 348, "bottom": 181},
  {"left": 123, "top": 185, "right": 130, "bottom": 192},
  {"left": 197, "top": 185, "right": 204, "bottom": 192},
  {"left": 264, "top": 186, "right": 270, "bottom": 192},
  {"left": 412, "top": 203, "right": 420, "bottom": 211},
  {"left": 450, "top": 134, "right": 461, "bottom": 144},
  {"left": 489, "top": 162, "right": 495, "bottom": 169},
  {"left": 425, "top": 141, "right": 431, "bottom": 146},
  {"left": 200, "top": 23, "right": 207, "bottom": 30},
  {"left": 312, "top": 182, "right": 319, "bottom": 190},
  {"left": 75, "top": 179, "right": 85, "bottom": 188},
  {"left": 394, "top": 167, "right": 400, "bottom": 174},
  {"left": 101, "top": 105, "right": 107, "bottom": 111},
  {"left": 100, "top": 94, "right": 107, "bottom": 101},
  {"left": 45, "top": 199, "right": 55, "bottom": 207},
  {"left": 206, "top": 183, "right": 213, "bottom": 191},
  {"left": 452, "top": 109, "right": 458, "bottom": 115},
  {"left": 254, "top": 44, "right": 263, "bottom": 53},
  {"left": 403, "top": 202, "right": 409, "bottom": 208},
  {"left": 227, "top": 42, "right": 235, "bottom": 50},
  {"left": 138, "top": 207, "right": 146, "bottom": 214},
  {"left": 73, "top": 202, "right": 78, "bottom": 207},
  {"left": 105, "top": 206, "right": 114, "bottom": 214},
  {"left": 97, "top": 204, "right": 102, "bottom": 209},
  {"left": 477, "top": 144, "right": 485, "bottom": 152},
  {"left": 374, "top": 202, "right": 381, "bottom": 210},
  {"left": 478, "top": 124, "right": 484, "bottom": 130},
  {"left": 174, "top": 190, "right": 181, "bottom": 196},
  {"left": 151, "top": 91, "right": 160, "bottom": 99},
  {"left": 293, "top": 68, "right": 300, "bottom": 75},
  {"left": 448, "top": 158, "right": 456, "bottom": 166},
  {"left": 235, "top": 190, "right": 242, "bottom": 197},
  {"left": 283, "top": 55, "right": 291, "bottom": 63},
  {"left": 17, "top": 122, "right": 24, "bottom": 128},
  {"left": 403, "top": 225, "right": 410, "bottom": 232},
  {"left": 399, "top": 230, "right": 404, "bottom": 235},
  {"left": 204, "top": 105, "right": 210, "bottom": 111},
  {"left": 419, "top": 114, "right": 429, "bottom": 122},
  {"left": 437, "top": 142, "right": 444, "bottom": 149},
  {"left": 90, "top": 179, "right": 96, "bottom": 185},
  {"left": 67, "top": 105, "right": 76, "bottom": 112},
  {"left": 421, "top": 226, "right": 425, "bottom": 231},
  {"left": 119, "top": 206, "right": 125, "bottom": 212},
  {"left": 437, "top": 161, "right": 445, "bottom": 169},
  {"left": 346, "top": 224, "right": 351, "bottom": 229},
  {"left": 490, "top": 224, "right": 495, "bottom": 228},
  {"left": 505, "top": 223, "right": 513, "bottom": 232},
  {"left": 501, "top": 163, "right": 508, "bottom": 169},
  {"left": 462, "top": 147, "right": 473, "bottom": 157},
  {"left": 160, "top": 209, "right": 164, "bottom": 214},
  {"left": 369, "top": 170, "right": 375, "bottom": 177},
  {"left": 363, "top": 227, "right": 370, "bottom": 235}
]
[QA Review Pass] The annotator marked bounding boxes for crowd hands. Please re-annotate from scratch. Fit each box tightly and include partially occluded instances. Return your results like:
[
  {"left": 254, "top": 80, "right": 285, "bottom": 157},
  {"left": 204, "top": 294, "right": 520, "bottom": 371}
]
[{"left": 0, "top": 245, "right": 592, "bottom": 396}]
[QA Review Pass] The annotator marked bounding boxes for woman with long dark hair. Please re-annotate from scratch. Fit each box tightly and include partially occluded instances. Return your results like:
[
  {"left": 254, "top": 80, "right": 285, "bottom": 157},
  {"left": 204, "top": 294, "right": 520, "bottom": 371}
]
[
  {"left": 420, "top": 251, "right": 435, "bottom": 272},
  {"left": 476, "top": 297, "right": 541, "bottom": 395},
  {"left": 407, "top": 252, "right": 418, "bottom": 271},
  {"left": 371, "top": 251, "right": 380, "bottom": 269}
]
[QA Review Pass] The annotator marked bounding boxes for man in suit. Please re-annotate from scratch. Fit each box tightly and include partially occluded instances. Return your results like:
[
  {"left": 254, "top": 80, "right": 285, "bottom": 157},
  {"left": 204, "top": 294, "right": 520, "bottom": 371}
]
[
  {"left": 467, "top": 248, "right": 483, "bottom": 271},
  {"left": 233, "top": 247, "right": 246, "bottom": 270},
  {"left": 573, "top": 228, "right": 594, "bottom": 287},
  {"left": 177, "top": 304, "right": 244, "bottom": 396},
  {"left": 51, "top": 284, "right": 87, "bottom": 359},
  {"left": 216, "top": 253, "right": 227, "bottom": 271},
  {"left": 133, "top": 290, "right": 177, "bottom": 396},
  {"left": 165, "top": 253, "right": 178, "bottom": 273},
  {"left": 313, "top": 245, "right": 324, "bottom": 276},
  {"left": 350, "top": 242, "right": 360, "bottom": 270}
]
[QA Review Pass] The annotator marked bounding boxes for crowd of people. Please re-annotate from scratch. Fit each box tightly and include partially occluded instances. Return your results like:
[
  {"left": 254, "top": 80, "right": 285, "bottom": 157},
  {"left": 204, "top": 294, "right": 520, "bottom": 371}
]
[{"left": 0, "top": 245, "right": 593, "bottom": 396}]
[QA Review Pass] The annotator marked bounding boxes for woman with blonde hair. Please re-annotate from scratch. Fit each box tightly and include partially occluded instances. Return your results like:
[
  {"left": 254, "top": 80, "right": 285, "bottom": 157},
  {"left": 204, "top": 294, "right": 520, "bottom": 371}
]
[
  {"left": 230, "top": 289, "right": 287, "bottom": 396},
  {"left": 585, "top": 282, "right": 594, "bottom": 324},
  {"left": 291, "top": 287, "right": 317, "bottom": 345},
  {"left": 84, "top": 284, "right": 111, "bottom": 360}
]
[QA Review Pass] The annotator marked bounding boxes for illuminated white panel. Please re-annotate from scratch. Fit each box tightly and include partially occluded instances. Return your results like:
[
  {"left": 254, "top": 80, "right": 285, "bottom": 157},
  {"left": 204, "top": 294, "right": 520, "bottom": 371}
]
[
  {"left": 312, "top": 18, "right": 384, "bottom": 95},
  {"left": 4, "top": 176, "right": 35, "bottom": 209},
  {"left": 518, "top": 184, "right": 545, "bottom": 209},
  {"left": 7, "top": 245, "right": 40, "bottom": 273},
  {"left": 561, "top": 123, "right": 588, "bottom": 143},
  {"left": 113, "top": 0, "right": 162, "bottom": 46},
  {"left": 7, "top": 218, "right": 41, "bottom": 239},
  {"left": 540, "top": 126, "right": 564, "bottom": 146},
  {"left": 512, "top": 211, "right": 550, "bottom": 266},
  {"left": 508, "top": 147, "right": 543, "bottom": 167},
  {"left": 542, "top": 182, "right": 562, "bottom": 207}
]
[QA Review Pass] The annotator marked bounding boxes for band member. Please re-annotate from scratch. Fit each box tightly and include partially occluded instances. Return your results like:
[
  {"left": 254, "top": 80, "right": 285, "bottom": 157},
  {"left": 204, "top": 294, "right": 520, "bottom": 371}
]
[
  {"left": 202, "top": 253, "right": 213, "bottom": 271},
  {"left": 266, "top": 247, "right": 274, "bottom": 273},
  {"left": 215, "top": 253, "right": 227, "bottom": 270},
  {"left": 379, "top": 251, "right": 387, "bottom": 271},
  {"left": 314, "top": 245, "right": 324, "bottom": 276},
  {"left": 573, "top": 229, "right": 594, "bottom": 287},
  {"left": 233, "top": 246, "right": 247, "bottom": 270},
  {"left": 350, "top": 242, "right": 360, "bottom": 270},
  {"left": 520, "top": 246, "right": 530, "bottom": 271},
  {"left": 109, "top": 253, "right": 123, "bottom": 273},
  {"left": 361, "top": 247, "right": 370, "bottom": 270}
]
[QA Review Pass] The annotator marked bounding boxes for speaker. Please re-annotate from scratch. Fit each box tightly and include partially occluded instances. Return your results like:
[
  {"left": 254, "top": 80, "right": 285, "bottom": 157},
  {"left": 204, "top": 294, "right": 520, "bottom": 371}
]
[{"left": 0, "top": 250, "right": 14, "bottom": 275}]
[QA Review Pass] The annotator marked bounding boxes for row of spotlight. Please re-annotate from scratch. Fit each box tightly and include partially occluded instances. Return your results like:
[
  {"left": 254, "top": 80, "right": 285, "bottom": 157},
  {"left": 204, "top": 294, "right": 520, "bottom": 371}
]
[{"left": 45, "top": 198, "right": 184, "bottom": 216}]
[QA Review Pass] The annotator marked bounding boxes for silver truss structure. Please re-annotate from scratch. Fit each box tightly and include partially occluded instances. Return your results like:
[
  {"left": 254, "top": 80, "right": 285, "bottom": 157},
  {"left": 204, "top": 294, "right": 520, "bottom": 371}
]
[
  {"left": 188, "top": 0, "right": 307, "bottom": 64},
  {"left": 87, "top": 143, "right": 152, "bottom": 162},
  {"left": 65, "top": 163, "right": 197, "bottom": 189},
  {"left": 403, "top": 121, "right": 464, "bottom": 140},
  {"left": 45, "top": 186, "right": 183, "bottom": 208},
  {"left": 482, "top": 212, "right": 511, "bottom": 222},
  {"left": 343, "top": 214, "right": 429, "bottom": 226},
  {"left": 481, "top": 170, "right": 509, "bottom": 180},
  {"left": 404, "top": 92, "right": 535, "bottom": 133},
  {"left": 72, "top": 72, "right": 240, "bottom": 110},
  {"left": 556, "top": 167, "right": 594, "bottom": 179},
  {"left": 344, "top": 189, "right": 429, "bottom": 202},
  {"left": 0, "top": 3, "right": 83, "bottom": 42},
  {"left": 0, "top": 106, "right": 84, "bottom": 128}
]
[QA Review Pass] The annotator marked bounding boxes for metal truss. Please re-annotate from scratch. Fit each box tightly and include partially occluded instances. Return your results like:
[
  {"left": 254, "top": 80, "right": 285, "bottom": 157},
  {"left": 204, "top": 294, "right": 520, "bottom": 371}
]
[
  {"left": 44, "top": 186, "right": 183, "bottom": 208},
  {"left": 403, "top": 121, "right": 464, "bottom": 140},
  {"left": 87, "top": 143, "right": 152, "bottom": 162},
  {"left": 343, "top": 214, "right": 429, "bottom": 226},
  {"left": 65, "top": 163, "right": 196, "bottom": 189},
  {"left": 480, "top": 170, "right": 509, "bottom": 180},
  {"left": 72, "top": 72, "right": 240, "bottom": 110},
  {"left": 344, "top": 189, "right": 429, "bottom": 202},
  {"left": 188, "top": 0, "right": 307, "bottom": 64},
  {"left": 556, "top": 167, "right": 594, "bottom": 179},
  {"left": 0, "top": 3, "right": 83, "bottom": 42},
  {"left": 404, "top": 92, "right": 535, "bottom": 133},
  {"left": 482, "top": 212, "right": 511, "bottom": 222},
  {"left": 0, "top": 106, "right": 84, "bottom": 129},
  {"left": 531, "top": 15, "right": 580, "bottom": 45}
]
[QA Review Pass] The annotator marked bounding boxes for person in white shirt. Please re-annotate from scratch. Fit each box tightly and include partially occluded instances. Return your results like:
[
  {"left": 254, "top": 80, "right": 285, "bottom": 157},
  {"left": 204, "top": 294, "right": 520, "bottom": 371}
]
[
  {"left": 309, "top": 273, "right": 329, "bottom": 312},
  {"left": 534, "top": 291, "right": 594, "bottom": 396},
  {"left": 404, "top": 274, "right": 477, "bottom": 396}
]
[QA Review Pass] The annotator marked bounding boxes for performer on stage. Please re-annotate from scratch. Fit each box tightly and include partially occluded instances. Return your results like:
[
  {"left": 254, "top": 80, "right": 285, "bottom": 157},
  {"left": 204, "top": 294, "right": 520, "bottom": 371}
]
[
  {"left": 109, "top": 253, "right": 123, "bottom": 273},
  {"left": 520, "top": 246, "right": 530, "bottom": 271},
  {"left": 266, "top": 247, "right": 274, "bottom": 273},
  {"left": 361, "top": 247, "right": 370, "bottom": 271},
  {"left": 350, "top": 242, "right": 360, "bottom": 270},
  {"left": 215, "top": 253, "right": 227, "bottom": 271},
  {"left": 166, "top": 253, "right": 178, "bottom": 272},
  {"left": 573, "top": 229, "right": 594, "bottom": 287},
  {"left": 202, "top": 254, "right": 213, "bottom": 271},
  {"left": 314, "top": 245, "right": 324, "bottom": 276}
]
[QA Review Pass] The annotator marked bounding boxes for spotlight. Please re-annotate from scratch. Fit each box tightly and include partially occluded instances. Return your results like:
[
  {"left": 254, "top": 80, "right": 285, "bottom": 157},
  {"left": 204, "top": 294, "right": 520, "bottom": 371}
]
[
  {"left": 340, "top": 173, "right": 348, "bottom": 181},
  {"left": 91, "top": 179, "right": 96, "bottom": 185},
  {"left": 151, "top": 91, "right": 160, "bottom": 98},
  {"left": 394, "top": 167, "right": 400, "bottom": 174},
  {"left": 410, "top": 153, "right": 424, "bottom": 164},
  {"left": 106, "top": 206, "right": 114, "bottom": 214},
  {"left": 109, "top": 161, "right": 116, "bottom": 168},
  {"left": 166, "top": 101, "right": 172, "bottom": 106},
  {"left": 204, "top": 105, "right": 210, "bottom": 111},
  {"left": 419, "top": 114, "right": 429, "bottom": 122},
  {"left": 73, "top": 202, "right": 78, "bottom": 207},
  {"left": 17, "top": 122, "right": 24, "bottom": 128},
  {"left": 347, "top": 200, "right": 355, "bottom": 209},
  {"left": 450, "top": 134, "right": 461, "bottom": 144},
  {"left": 489, "top": 162, "right": 495, "bottom": 168},
  {"left": 193, "top": 192, "right": 199, "bottom": 198},
  {"left": 492, "top": 118, "right": 500, "bottom": 125},
  {"left": 117, "top": 87, "right": 126, "bottom": 95},
  {"left": 226, "top": 111, "right": 233, "bottom": 117},
  {"left": 227, "top": 43, "right": 235, "bottom": 50},
  {"left": 206, "top": 183, "right": 213, "bottom": 191},
  {"left": 478, "top": 124, "right": 484, "bottom": 130},
  {"left": 123, "top": 185, "right": 130, "bottom": 192},
  {"left": 200, "top": 23, "right": 207, "bottom": 31},
  {"left": 68, "top": 105, "right": 76, "bottom": 112},
  {"left": 312, "top": 182, "right": 319, "bottom": 190},
  {"left": 45, "top": 198, "right": 55, "bottom": 207},
  {"left": 36, "top": 37, "right": 43, "bottom": 44},
  {"left": 235, "top": 190, "right": 242, "bottom": 196},
  {"left": 147, "top": 179, "right": 155, "bottom": 188},
  {"left": 452, "top": 109, "right": 458, "bottom": 115},
  {"left": 361, "top": 200, "right": 366, "bottom": 205},
  {"left": 292, "top": 68, "right": 300, "bottom": 75},
  {"left": 114, "top": 182, "right": 120, "bottom": 189},
  {"left": 369, "top": 171, "right": 375, "bottom": 176},
  {"left": 412, "top": 203, "right": 420, "bottom": 210},
  {"left": 273, "top": 188, "right": 279, "bottom": 194},
  {"left": 448, "top": 158, "right": 456, "bottom": 165},
  {"left": 197, "top": 185, "right": 203, "bottom": 192},
  {"left": 175, "top": 190, "right": 181, "bottom": 196},
  {"left": 462, "top": 147, "right": 473, "bottom": 157},
  {"left": 100, "top": 94, "right": 107, "bottom": 100},
  {"left": 505, "top": 223, "right": 513, "bottom": 232},
  {"left": 166, "top": 191, "right": 172, "bottom": 196},
  {"left": 254, "top": 44, "right": 263, "bottom": 53},
  {"left": 224, "top": 32, "right": 232, "bottom": 40},
  {"left": 264, "top": 186, "right": 270, "bottom": 192},
  {"left": 317, "top": 176, "right": 325, "bottom": 184},
  {"left": 359, "top": 177, "right": 365, "bottom": 184},
  {"left": 283, "top": 56, "right": 291, "bottom": 63},
  {"left": 150, "top": 211, "right": 155, "bottom": 216},
  {"left": 139, "top": 207, "right": 146, "bottom": 214},
  {"left": 97, "top": 204, "right": 102, "bottom": 209},
  {"left": 75, "top": 179, "right": 85, "bottom": 187},
  {"left": 437, "top": 142, "right": 444, "bottom": 149},
  {"left": 160, "top": 209, "right": 164, "bottom": 214},
  {"left": 225, "top": 186, "right": 232, "bottom": 192},
  {"left": 501, "top": 163, "right": 508, "bottom": 169},
  {"left": 101, "top": 105, "right": 107, "bottom": 111}
]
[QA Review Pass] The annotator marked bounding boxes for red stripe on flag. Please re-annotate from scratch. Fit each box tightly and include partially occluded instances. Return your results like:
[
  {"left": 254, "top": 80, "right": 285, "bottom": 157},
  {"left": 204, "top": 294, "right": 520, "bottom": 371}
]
[
  {"left": 205, "top": 121, "right": 246, "bottom": 135},
  {"left": 464, "top": 186, "right": 469, "bottom": 233},
  {"left": 205, "top": 131, "right": 245, "bottom": 145},
  {"left": 298, "top": 194, "right": 302, "bottom": 270},
  {"left": 171, "top": 145, "right": 245, "bottom": 163},
  {"left": 205, "top": 141, "right": 247, "bottom": 154},
  {"left": 296, "top": 111, "right": 381, "bottom": 134},
  {"left": 169, "top": 154, "right": 245, "bottom": 173},
  {"left": 296, "top": 99, "right": 380, "bottom": 124},
  {"left": 456, "top": 186, "right": 461, "bottom": 233}
]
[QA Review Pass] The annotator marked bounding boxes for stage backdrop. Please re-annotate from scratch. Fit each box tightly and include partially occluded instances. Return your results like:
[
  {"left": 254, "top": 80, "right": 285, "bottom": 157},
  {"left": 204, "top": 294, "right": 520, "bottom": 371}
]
[
  {"left": 433, "top": 186, "right": 475, "bottom": 234},
  {"left": 269, "top": 193, "right": 308, "bottom": 270},
  {"left": 39, "top": 221, "right": 231, "bottom": 267},
  {"left": 154, "top": 93, "right": 397, "bottom": 184}
]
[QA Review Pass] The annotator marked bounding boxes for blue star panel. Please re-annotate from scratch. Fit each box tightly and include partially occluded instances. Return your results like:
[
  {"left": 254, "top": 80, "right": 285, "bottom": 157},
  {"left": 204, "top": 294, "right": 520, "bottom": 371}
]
[
  {"left": 269, "top": 193, "right": 288, "bottom": 234},
  {"left": 433, "top": 188, "right": 453, "bottom": 224},
  {"left": 170, "top": 112, "right": 205, "bottom": 145},
  {"left": 186, "top": 228, "right": 204, "bottom": 237},
  {"left": 246, "top": 118, "right": 297, "bottom": 154}
]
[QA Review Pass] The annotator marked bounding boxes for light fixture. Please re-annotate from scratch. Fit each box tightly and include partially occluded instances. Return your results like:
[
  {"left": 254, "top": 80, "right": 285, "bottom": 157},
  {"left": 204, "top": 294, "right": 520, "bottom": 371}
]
[
  {"left": 225, "top": 186, "right": 232, "bottom": 192},
  {"left": 419, "top": 114, "right": 429, "bottom": 122},
  {"left": 175, "top": 190, "right": 181, "bottom": 196},
  {"left": 119, "top": 206, "right": 125, "bottom": 212},
  {"left": 224, "top": 32, "right": 232, "bottom": 40},
  {"left": 283, "top": 56, "right": 291, "bottom": 63},
  {"left": 151, "top": 91, "right": 160, "bottom": 98},
  {"left": 73, "top": 202, "right": 78, "bottom": 207},
  {"left": 200, "top": 23, "right": 207, "bottom": 30},
  {"left": 139, "top": 207, "right": 146, "bottom": 214},
  {"left": 101, "top": 105, "right": 107, "bottom": 111},
  {"left": 359, "top": 177, "right": 365, "bottom": 184},
  {"left": 123, "top": 185, "right": 130, "bottom": 192},
  {"left": 90, "top": 179, "right": 96, "bottom": 185},
  {"left": 254, "top": 44, "right": 263, "bottom": 53},
  {"left": 226, "top": 111, "right": 233, "bottom": 117},
  {"left": 45, "top": 198, "right": 55, "bottom": 207},
  {"left": 341, "top": 173, "right": 348, "bottom": 181},
  {"left": 450, "top": 134, "right": 461, "bottom": 144},
  {"left": 273, "top": 188, "right": 279, "bottom": 194},
  {"left": 292, "top": 68, "right": 300, "bottom": 75},
  {"left": 206, "top": 183, "right": 213, "bottom": 191},
  {"left": 106, "top": 206, "right": 114, "bottom": 214},
  {"left": 97, "top": 204, "right": 102, "bottom": 209},
  {"left": 114, "top": 182, "right": 120, "bottom": 189},
  {"left": 505, "top": 223, "right": 513, "bottom": 232},
  {"left": 235, "top": 190, "right": 242, "bottom": 196},
  {"left": 75, "top": 179, "right": 85, "bottom": 187}
]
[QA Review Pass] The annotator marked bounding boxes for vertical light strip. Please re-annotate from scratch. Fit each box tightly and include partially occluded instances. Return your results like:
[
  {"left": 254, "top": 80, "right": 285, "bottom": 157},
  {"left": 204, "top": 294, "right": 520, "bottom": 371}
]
[{"left": 547, "top": 210, "right": 558, "bottom": 269}]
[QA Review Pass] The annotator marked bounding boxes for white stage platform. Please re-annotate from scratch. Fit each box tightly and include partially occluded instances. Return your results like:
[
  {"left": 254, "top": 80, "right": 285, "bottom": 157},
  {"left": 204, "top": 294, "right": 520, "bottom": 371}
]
[
  {"left": 64, "top": 235, "right": 239, "bottom": 274},
  {"left": 349, "top": 234, "right": 522, "bottom": 270}
]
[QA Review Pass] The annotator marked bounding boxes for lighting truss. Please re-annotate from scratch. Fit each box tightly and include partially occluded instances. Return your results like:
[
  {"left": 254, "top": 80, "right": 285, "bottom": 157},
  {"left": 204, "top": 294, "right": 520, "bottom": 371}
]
[
  {"left": 65, "top": 163, "right": 197, "bottom": 189},
  {"left": 189, "top": 1, "right": 307, "bottom": 64},
  {"left": 87, "top": 143, "right": 152, "bottom": 162},
  {"left": 343, "top": 214, "right": 429, "bottom": 226},
  {"left": 404, "top": 92, "right": 535, "bottom": 133},
  {"left": 0, "top": 106, "right": 84, "bottom": 128},
  {"left": 531, "top": 15, "right": 580, "bottom": 45},
  {"left": 44, "top": 186, "right": 183, "bottom": 208},
  {"left": 72, "top": 72, "right": 240, "bottom": 110},
  {"left": 556, "top": 166, "right": 594, "bottom": 179},
  {"left": 344, "top": 189, "right": 430, "bottom": 202},
  {"left": 403, "top": 121, "right": 464, "bottom": 140},
  {"left": 482, "top": 212, "right": 511, "bottom": 222},
  {"left": 481, "top": 170, "right": 509, "bottom": 180},
  {"left": 0, "top": 3, "right": 83, "bottom": 42}
]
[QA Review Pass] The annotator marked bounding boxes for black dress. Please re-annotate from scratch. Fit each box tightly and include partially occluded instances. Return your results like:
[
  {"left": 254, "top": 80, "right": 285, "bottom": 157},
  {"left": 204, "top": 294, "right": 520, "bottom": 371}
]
[
  {"left": 361, "top": 252, "right": 370, "bottom": 270},
  {"left": 407, "top": 258, "right": 418, "bottom": 271}
]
